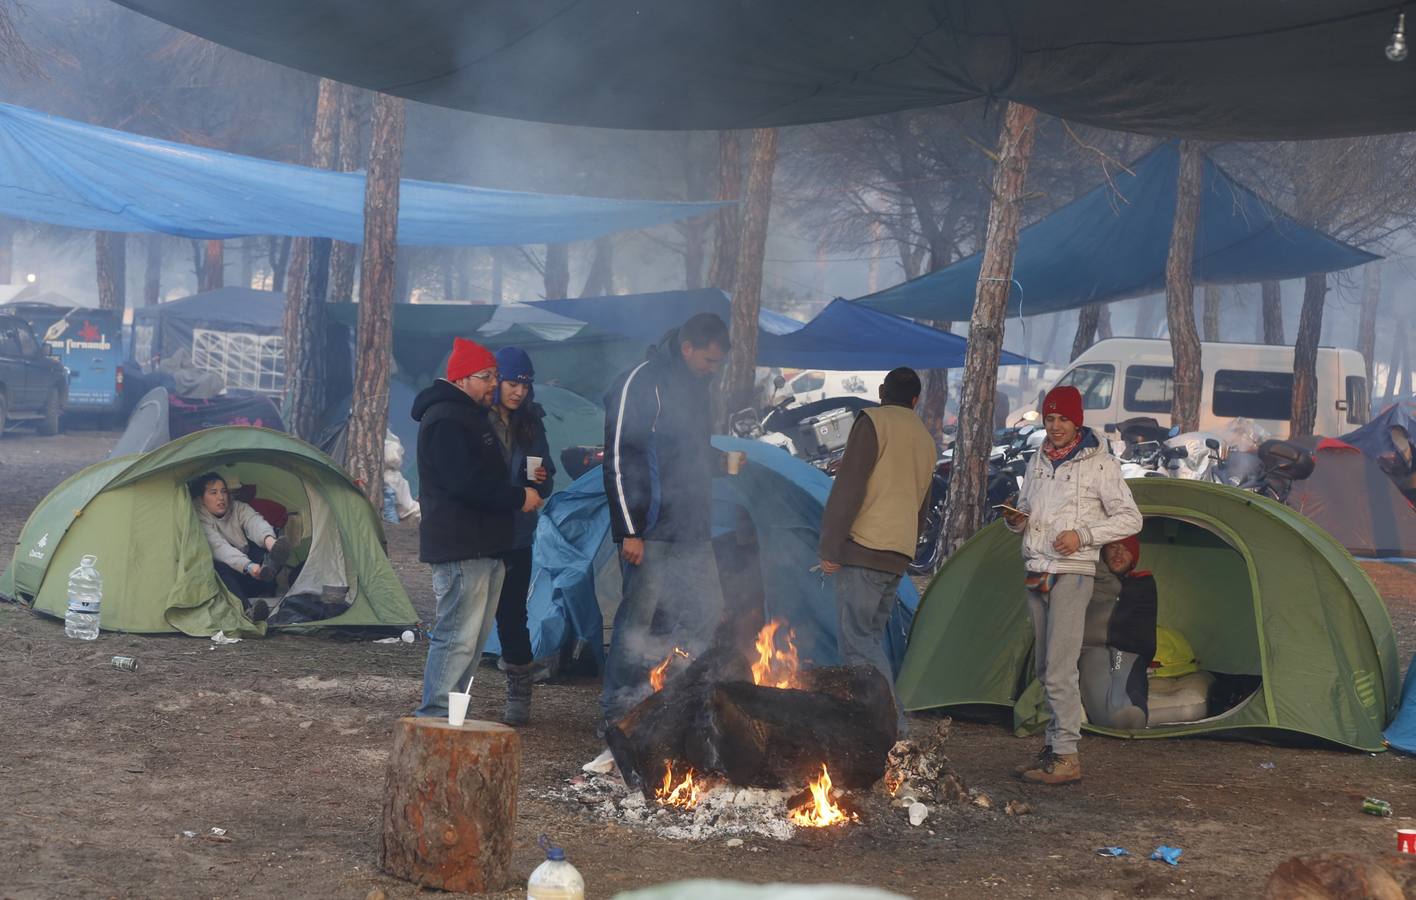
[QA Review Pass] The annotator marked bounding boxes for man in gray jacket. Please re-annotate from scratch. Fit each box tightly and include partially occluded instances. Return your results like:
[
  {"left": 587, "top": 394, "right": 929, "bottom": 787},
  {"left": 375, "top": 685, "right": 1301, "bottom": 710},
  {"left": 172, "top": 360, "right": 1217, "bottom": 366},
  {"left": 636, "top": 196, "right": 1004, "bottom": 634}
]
[
  {"left": 1003, "top": 385, "right": 1141, "bottom": 785},
  {"left": 191, "top": 472, "right": 290, "bottom": 622}
]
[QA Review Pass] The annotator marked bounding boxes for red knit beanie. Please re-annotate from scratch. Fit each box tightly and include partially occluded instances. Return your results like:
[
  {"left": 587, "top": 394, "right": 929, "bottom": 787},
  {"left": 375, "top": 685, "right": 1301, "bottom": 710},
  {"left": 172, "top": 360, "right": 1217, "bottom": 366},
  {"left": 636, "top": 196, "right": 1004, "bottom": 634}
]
[
  {"left": 446, "top": 337, "right": 497, "bottom": 383},
  {"left": 1042, "top": 385, "right": 1084, "bottom": 427},
  {"left": 1117, "top": 535, "right": 1141, "bottom": 570}
]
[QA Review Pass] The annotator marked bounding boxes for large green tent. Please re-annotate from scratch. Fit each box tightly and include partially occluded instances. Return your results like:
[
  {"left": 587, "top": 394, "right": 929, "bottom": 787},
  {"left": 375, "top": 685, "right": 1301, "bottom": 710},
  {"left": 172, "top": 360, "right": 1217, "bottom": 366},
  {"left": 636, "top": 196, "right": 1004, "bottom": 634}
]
[
  {"left": 897, "top": 479, "right": 1399, "bottom": 752},
  {"left": 0, "top": 427, "right": 416, "bottom": 637}
]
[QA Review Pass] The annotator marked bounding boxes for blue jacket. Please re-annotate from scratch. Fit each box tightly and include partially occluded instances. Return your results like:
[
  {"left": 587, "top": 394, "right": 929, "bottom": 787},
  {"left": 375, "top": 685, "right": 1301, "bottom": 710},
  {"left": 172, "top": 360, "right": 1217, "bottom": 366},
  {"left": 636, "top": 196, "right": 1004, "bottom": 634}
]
[
  {"left": 494, "top": 400, "right": 556, "bottom": 549},
  {"left": 602, "top": 330, "right": 717, "bottom": 543}
]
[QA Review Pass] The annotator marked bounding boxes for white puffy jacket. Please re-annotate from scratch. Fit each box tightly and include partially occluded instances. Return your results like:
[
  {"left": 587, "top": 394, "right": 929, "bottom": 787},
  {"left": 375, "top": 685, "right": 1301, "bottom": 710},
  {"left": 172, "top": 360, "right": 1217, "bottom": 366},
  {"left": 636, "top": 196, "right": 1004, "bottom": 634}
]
[{"left": 1007, "top": 428, "right": 1143, "bottom": 575}]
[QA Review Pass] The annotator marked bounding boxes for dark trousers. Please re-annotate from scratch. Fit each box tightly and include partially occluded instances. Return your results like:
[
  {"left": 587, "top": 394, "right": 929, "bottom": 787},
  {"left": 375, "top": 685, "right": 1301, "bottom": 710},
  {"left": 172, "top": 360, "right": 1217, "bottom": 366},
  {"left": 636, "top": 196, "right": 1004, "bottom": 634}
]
[
  {"left": 495, "top": 546, "right": 535, "bottom": 666},
  {"left": 215, "top": 541, "right": 269, "bottom": 606}
]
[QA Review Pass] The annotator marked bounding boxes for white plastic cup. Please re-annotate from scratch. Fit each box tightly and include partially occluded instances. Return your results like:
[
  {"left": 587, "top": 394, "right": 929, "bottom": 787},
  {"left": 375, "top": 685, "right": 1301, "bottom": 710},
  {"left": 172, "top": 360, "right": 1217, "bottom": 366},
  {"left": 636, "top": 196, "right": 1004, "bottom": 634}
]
[
  {"left": 726, "top": 450, "right": 746, "bottom": 475},
  {"left": 526, "top": 456, "right": 543, "bottom": 481},
  {"left": 448, "top": 691, "right": 471, "bottom": 727}
]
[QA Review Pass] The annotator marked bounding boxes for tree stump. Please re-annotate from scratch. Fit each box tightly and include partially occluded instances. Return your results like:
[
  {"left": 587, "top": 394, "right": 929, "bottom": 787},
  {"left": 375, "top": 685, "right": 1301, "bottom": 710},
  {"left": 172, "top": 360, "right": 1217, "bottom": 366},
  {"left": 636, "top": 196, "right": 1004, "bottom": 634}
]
[
  {"left": 379, "top": 717, "right": 520, "bottom": 894},
  {"left": 1263, "top": 852, "right": 1416, "bottom": 899}
]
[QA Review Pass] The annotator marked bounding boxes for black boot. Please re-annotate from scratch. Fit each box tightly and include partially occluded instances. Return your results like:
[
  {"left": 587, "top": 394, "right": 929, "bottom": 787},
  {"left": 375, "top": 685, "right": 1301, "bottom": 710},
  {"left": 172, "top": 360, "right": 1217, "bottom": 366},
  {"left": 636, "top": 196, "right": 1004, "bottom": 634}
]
[{"left": 503, "top": 663, "right": 535, "bottom": 726}]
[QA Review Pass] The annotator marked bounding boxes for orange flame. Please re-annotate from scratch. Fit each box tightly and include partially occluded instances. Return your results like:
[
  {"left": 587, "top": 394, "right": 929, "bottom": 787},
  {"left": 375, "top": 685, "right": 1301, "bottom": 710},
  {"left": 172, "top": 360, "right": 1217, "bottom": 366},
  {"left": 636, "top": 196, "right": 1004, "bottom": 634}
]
[
  {"left": 750, "top": 619, "right": 800, "bottom": 689},
  {"left": 648, "top": 646, "right": 691, "bottom": 692},
  {"left": 788, "top": 765, "right": 855, "bottom": 828},
  {"left": 655, "top": 761, "right": 703, "bottom": 809}
]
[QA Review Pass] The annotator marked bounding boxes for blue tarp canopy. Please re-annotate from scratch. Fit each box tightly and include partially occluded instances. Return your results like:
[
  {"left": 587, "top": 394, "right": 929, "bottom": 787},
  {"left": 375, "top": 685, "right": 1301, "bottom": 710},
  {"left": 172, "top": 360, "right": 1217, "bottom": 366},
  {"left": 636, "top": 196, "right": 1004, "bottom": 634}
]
[
  {"left": 0, "top": 102, "right": 723, "bottom": 244},
  {"left": 534, "top": 293, "right": 1034, "bottom": 370},
  {"left": 858, "top": 142, "right": 1378, "bottom": 321},
  {"left": 487, "top": 436, "right": 919, "bottom": 671},
  {"left": 1342, "top": 402, "right": 1416, "bottom": 463}
]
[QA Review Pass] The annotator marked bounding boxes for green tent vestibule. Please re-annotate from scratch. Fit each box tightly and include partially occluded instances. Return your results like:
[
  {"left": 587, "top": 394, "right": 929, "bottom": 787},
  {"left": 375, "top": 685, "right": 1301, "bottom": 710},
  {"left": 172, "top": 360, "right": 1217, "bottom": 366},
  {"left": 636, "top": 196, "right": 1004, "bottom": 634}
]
[
  {"left": 0, "top": 427, "right": 417, "bottom": 637},
  {"left": 897, "top": 479, "right": 1400, "bottom": 752}
]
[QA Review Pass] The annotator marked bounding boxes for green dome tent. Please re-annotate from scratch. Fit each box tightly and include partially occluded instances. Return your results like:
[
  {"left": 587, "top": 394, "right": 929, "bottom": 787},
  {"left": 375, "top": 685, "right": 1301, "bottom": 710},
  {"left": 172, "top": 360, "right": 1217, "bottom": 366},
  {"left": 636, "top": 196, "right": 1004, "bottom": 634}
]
[
  {"left": 897, "top": 479, "right": 1399, "bottom": 752},
  {"left": 0, "top": 427, "right": 416, "bottom": 637}
]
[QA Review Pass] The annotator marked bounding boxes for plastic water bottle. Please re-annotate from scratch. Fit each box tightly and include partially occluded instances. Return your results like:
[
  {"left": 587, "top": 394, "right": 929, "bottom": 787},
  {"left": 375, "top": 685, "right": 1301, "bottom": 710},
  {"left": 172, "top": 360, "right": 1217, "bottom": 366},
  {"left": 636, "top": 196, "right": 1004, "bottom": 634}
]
[
  {"left": 527, "top": 835, "right": 584, "bottom": 900},
  {"left": 64, "top": 555, "right": 102, "bottom": 640}
]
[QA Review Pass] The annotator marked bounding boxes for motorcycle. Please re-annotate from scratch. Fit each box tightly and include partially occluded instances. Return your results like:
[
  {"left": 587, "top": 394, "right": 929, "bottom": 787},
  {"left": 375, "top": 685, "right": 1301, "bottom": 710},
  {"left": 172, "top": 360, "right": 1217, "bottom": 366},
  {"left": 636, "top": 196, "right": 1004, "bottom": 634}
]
[
  {"left": 1215, "top": 438, "right": 1315, "bottom": 503},
  {"left": 730, "top": 396, "right": 877, "bottom": 475}
]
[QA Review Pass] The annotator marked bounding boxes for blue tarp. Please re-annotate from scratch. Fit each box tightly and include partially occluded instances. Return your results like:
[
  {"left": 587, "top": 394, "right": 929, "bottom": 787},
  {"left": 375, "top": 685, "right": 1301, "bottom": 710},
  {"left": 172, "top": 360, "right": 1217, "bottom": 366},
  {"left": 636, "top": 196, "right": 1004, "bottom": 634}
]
[
  {"left": 1342, "top": 402, "right": 1416, "bottom": 463},
  {"left": 534, "top": 294, "right": 1034, "bottom": 370},
  {"left": 1385, "top": 657, "right": 1416, "bottom": 754},
  {"left": 858, "top": 142, "right": 1379, "bottom": 321},
  {"left": 487, "top": 436, "right": 920, "bottom": 671},
  {"left": 0, "top": 101, "right": 724, "bottom": 244}
]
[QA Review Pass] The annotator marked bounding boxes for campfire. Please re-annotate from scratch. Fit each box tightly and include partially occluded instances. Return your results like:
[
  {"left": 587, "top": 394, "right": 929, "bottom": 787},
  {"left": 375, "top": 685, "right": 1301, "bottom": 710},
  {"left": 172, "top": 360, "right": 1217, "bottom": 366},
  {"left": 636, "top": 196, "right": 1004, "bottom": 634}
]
[{"left": 602, "top": 616, "right": 899, "bottom": 835}]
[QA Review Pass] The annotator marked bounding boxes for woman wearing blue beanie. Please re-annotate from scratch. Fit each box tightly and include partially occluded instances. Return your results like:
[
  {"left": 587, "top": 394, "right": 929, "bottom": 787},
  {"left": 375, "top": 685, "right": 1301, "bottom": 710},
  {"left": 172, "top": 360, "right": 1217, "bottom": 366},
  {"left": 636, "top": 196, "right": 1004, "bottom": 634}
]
[{"left": 489, "top": 346, "right": 555, "bottom": 725}]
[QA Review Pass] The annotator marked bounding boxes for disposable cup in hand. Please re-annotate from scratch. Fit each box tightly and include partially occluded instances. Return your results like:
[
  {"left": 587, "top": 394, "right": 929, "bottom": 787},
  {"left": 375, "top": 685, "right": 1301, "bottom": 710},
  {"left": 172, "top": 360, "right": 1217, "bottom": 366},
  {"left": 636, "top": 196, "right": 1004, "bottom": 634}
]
[
  {"left": 448, "top": 691, "right": 471, "bottom": 727},
  {"left": 1399, "top": 829, "right": 1416, "bottom": 854},
  {"left": 526, "top": 456, "right": 543, "bottom": 481},
  {"left": 726, "top": 450, "right": 746, "bottom": 475}
]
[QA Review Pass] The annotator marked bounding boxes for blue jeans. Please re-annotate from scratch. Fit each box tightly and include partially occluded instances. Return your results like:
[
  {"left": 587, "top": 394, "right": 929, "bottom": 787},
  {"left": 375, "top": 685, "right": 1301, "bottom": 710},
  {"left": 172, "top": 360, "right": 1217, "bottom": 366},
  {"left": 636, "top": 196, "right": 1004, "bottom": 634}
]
[
  {"left": 834, "top": 564, "right": 906, "bottom": 731},
  {"left": 415, "top": 557, "right": 506, "bottom": 718},
  {"left": 599, "top": 540, "right": 724, "bottom": 726}
]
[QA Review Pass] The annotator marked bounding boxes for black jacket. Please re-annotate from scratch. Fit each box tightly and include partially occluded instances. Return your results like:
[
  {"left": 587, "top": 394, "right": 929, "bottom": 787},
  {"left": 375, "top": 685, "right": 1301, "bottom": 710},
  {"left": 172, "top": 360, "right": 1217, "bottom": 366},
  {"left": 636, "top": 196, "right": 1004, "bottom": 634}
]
[
  {"left": 491, "top": 399, "right": 556, "bottom": 550},
  {"left": 412, "top": 379, "right": 524, "bottom": 563},
  {"left": 1110, "top": 572, "right": 1159, "bottom": 660},
  {"left": 602, "top": 330, "right": 717, "bottom": 543}
]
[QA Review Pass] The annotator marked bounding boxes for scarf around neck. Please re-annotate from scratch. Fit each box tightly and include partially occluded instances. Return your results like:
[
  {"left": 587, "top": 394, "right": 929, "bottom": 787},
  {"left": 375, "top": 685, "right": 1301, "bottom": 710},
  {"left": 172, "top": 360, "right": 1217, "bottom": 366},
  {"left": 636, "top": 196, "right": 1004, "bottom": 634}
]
[{"left": 1043, "top": 431, "right": 1083, "bottom": 463}]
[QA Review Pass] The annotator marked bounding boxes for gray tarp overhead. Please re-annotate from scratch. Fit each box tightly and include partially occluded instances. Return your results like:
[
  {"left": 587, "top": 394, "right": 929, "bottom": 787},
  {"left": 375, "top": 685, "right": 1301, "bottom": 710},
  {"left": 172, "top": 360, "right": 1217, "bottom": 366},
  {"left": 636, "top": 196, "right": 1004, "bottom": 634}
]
[
  {"left": 855, "top": 142, "right": 1379, "bottom": 321},
  {"left": 112, "top": 2, "right": 1416, "bottom": 138}
]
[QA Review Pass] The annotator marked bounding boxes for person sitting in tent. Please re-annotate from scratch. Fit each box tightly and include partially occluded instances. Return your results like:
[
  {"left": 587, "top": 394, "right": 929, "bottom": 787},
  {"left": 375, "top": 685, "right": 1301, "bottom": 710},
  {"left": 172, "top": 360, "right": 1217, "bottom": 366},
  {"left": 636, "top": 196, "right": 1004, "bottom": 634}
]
[
  {"left": 489, "top": 346, "right": 556, "bottom": 727},
  {"left": 1079, "top": 535, "right": 1158, "bottom": 730},
  {"left": 1001, "top": 385, "right": 1141, "bottom": 786},
  {"left": 190, "top": 472, "right": 291, "bottom": 622}
]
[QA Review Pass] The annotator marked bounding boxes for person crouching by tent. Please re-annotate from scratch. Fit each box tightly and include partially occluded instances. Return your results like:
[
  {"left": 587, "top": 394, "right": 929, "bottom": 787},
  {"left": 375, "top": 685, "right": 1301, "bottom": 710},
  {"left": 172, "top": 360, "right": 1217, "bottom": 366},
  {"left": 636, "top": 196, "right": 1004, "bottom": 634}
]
[
  {"left": 599, "top": 313, "right": 731, "bottom": 736},
  {"left": 412, "top": 338, "right": 544, "bottom": 720},
  {"left": 818, "top": 367, "right": 936, "bottom": 734},
  {"left": 190, "top": 472, "right": 291, "bottom": 623},
  {"left": 490, "top": 346, "right": 556, "bottom": 726},
  {"left": 1079, "top": 536, "right": 1158, "bottom": 730},
  {"left": 1001, "top": 385, "right": 1141, "bottom": 785}
]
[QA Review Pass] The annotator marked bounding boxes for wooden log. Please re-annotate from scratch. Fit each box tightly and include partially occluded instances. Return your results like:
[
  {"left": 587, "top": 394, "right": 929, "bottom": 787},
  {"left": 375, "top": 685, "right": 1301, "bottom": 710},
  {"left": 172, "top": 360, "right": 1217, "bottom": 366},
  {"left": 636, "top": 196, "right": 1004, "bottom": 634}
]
[{"left": 379, "top": 717, "right": 520, "bottom": 894}]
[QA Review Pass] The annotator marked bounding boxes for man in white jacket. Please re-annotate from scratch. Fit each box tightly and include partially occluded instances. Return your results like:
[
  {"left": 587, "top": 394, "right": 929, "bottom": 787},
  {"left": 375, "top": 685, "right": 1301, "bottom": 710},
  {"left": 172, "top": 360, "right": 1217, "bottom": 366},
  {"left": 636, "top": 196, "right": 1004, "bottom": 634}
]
[{"left": 1002, "top": 385, "right": 1142, "bottom": 785}]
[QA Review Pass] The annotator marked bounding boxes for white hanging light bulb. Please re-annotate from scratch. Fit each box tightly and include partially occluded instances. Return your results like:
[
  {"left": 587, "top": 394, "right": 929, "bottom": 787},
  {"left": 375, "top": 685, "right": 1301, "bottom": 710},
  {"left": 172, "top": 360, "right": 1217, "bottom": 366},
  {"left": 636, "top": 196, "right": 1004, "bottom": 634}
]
[{"left": 1387, "top": 11, "right": 1408, "bottom": 62}]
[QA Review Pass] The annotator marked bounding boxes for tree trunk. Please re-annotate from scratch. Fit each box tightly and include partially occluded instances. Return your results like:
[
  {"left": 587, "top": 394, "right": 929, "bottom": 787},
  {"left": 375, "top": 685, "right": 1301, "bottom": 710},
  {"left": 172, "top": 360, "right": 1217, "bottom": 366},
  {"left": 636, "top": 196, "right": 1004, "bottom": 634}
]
[
  {"left": 329, "top": 83, "right": 363, "bottom": 304},
  {"left": 142, "top": 234, "right": 162, "bottom": 307},
  {"left": 919, "top": 322, "right": 953, "bottom": 442},
  {"left": 580, "top": 235, "right": 615, "bottom": 297},
  {"left": 346, "top": 92, "right": 405, "bottom": 504},
  {"left": 542, "top": 243, "right": 570, "bottom": 299},
  {"left": 269, "top": 236, "right": 292, "bottom": 292},
  {"left": 1202, "top": 285, "right": 1221, "bottom": 342},
  {"left": 1134, "top": 295, "right": 1164, "bottom": 338},
  {"left": 1386, "top": 313, "right": 1408, "bottom": 402},
  {"left": 1072, "top": 304, "right": 1101, "bottom": 361},
  {"left": 1165, "top": 141, "right": 1205, "bottom": 434},
  {"left": 95, "top": 232, "right": 126, "bottom": 312},
  {"left": 1357, "top": 263, "right": 1382, "bottom": 398},
  {"left": 0, "top": 218, "right": 13, "bottom": 284},
  {"left": 239, "top": 238, "right": 254, "bottom": 289},
  {"left": 201, "top": 240, "right": 224, "bottom": 292},
  {"left": 1290, "top": 272, "right": 1327, "bottom": 437},
  {"left": 1261, "top": 280, "right": 1284, "bottom": 345},
  {"left": 681, "top": 217, "right": 709, "bottom": 290},
  {"left": 941, "top": 103, "right": 1038, "bottom": 555},
  {"left": 1096, "top": 302, "right": 1113, "bottom": 339},
  {"left": 379, "top": 718, "right": 520, "bottom": 894},
  {"left": 284, "top": 77, "right": 343, "bottom": 441},
  {"left": 490, "top": 248, "right": 504, "bottom": 303},
  {"left": 707, "top": 130, "right": 743, "bottom": 293},
  {"left": 719, "top": 128, "right": 778, "bottom": 426}
]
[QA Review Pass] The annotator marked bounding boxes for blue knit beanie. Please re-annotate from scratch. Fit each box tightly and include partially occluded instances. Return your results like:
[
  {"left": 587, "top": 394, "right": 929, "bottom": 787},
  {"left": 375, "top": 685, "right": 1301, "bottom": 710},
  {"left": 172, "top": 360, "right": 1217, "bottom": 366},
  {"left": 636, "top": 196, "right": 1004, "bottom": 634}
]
[{"left": 495, "top": 346, "right": 535, "bottom": 384}]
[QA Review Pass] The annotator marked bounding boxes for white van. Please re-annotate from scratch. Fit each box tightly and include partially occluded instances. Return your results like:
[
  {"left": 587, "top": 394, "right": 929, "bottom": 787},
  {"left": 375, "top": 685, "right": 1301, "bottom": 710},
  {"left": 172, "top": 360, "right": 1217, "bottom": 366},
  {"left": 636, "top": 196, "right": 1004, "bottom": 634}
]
[
  {"left": 778, "top": 369, "right": 887, "bottom": 407},
  {"left": 1044, "top": 338, "right": 1368, "bottom": 438}
]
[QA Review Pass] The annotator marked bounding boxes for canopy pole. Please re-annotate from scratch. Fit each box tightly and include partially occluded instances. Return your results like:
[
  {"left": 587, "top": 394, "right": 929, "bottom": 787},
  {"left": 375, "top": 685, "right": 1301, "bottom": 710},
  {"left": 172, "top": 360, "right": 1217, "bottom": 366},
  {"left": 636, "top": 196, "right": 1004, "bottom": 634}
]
[{"left": 942, "top": 102, "right": 1038, "bottom": 555}]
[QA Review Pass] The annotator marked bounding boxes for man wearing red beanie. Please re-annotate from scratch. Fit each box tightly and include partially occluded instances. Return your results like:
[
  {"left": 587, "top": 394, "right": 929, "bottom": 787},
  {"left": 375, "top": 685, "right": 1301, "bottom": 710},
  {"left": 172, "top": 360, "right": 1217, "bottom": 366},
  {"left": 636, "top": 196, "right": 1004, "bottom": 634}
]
[
  {"left": 410, "top": 337, "right": 544, "bottom": 719},
  {"left": 1001, "top": 384, "right": 1141, "bottom": 785}
]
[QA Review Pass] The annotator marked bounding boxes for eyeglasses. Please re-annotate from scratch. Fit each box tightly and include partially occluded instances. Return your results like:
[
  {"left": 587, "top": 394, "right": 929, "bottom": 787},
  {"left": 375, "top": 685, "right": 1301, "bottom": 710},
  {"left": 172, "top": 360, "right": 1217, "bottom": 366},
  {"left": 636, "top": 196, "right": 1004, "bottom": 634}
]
[{"left": 469, "top": 370, "right": 497, "bottom": 382}]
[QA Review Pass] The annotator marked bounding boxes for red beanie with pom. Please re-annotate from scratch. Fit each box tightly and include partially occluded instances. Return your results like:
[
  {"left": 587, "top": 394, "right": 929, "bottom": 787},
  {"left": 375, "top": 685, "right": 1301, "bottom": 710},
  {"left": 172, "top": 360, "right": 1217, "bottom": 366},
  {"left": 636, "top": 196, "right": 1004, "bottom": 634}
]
[
  {"left": 1042, "top": 385, "right": 1084, "bottom": 427},
  {"left": 446, "top": 337, "right": 497, "bottom": 383}
]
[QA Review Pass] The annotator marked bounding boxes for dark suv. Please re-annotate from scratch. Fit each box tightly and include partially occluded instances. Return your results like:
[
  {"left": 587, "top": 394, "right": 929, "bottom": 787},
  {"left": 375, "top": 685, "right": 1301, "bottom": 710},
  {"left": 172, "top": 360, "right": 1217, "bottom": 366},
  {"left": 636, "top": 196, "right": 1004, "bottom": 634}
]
[{"left": 0, "top": 313, "right": 68, "bottom": 435}]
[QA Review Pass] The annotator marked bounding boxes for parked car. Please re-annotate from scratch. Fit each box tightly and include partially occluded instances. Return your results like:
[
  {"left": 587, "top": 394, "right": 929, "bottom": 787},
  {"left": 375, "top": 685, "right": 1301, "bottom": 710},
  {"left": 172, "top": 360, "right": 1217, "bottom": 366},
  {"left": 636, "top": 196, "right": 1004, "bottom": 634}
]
[
  {"left": 0, "top": 312, "right": 68, "bottom": 435},
  {"left": 3, "top": 302, "right": 127, "bottom": 424},
  {"left": 1045, "top": 338, "right": 1367, "bottom": 439}
]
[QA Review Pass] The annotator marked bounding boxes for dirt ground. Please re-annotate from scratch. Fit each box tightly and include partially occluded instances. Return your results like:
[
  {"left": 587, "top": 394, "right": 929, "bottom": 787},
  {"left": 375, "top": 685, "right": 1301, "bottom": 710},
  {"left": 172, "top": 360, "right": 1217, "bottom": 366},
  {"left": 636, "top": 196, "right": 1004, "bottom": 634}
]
[{"left": 1, "top": 429, "right": 1414, "bottom": 900}]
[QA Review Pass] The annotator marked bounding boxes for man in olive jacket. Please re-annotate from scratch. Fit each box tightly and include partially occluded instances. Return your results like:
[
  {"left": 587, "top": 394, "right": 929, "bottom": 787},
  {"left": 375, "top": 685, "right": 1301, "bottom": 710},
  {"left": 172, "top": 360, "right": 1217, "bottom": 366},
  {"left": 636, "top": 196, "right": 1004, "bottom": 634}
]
[
  {"left": 411, "top": 337, "right": 543, "bottom": 719},
  {"left": 819, "top": 367, "right": 937, "bottom": 732}
]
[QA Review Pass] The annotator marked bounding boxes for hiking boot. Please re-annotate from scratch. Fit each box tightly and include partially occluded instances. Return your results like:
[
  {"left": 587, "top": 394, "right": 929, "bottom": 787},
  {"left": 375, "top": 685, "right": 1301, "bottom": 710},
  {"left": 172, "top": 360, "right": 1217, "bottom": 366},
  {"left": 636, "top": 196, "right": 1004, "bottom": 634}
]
[
  {"left": 266, "top": 535, "right": 291, "bottom": 569},
  {"left": 502, "top": 663, "right": 535, "bottom": 727},
  {"left": 1021, "top": 752, "right": 1082, "bottom": 785},
  {"left": 248, "top": 599, "right": 271, "bottom": 623},
  {"left": 1014, "top": 746, "right": 1053, "bottom": 776}
]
